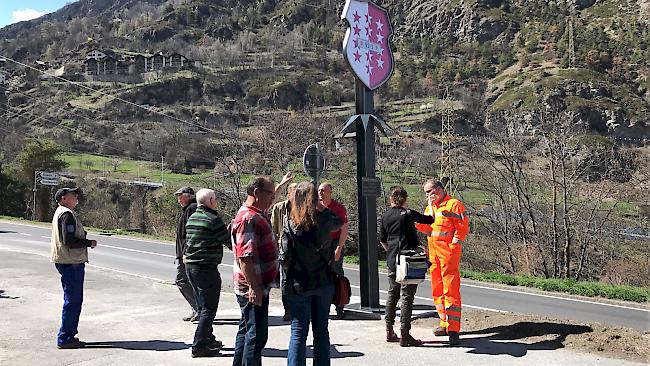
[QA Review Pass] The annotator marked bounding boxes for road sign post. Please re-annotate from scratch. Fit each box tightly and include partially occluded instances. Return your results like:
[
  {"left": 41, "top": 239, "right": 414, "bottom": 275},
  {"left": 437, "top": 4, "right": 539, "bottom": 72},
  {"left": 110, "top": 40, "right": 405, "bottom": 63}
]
[
  {"left": 33, "top": 171, "right": 60, "bottom": 220},
  {"left": 341, "top": 0, "right": 394, "bottom": 311},
  {"left": 303, "top": 143, "right": 326, "bottom": 188}
]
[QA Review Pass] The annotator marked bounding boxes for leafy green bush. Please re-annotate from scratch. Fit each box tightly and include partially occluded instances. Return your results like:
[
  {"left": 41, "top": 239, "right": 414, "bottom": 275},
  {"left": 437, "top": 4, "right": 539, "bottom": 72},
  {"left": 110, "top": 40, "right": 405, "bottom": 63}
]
[{"left": 458, "top": 270, "right": 649, "bottom": 303}]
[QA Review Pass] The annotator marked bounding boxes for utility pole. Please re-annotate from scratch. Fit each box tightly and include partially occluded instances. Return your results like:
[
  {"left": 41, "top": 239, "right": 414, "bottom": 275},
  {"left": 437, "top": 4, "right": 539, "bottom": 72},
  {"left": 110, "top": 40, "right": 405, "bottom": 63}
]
[
  {"left": 567, "top": 0, "right": 576, "bottom": 69},
  {"left": 32, "top": 170, "right": 37, "bottom": 221},
  {"left": 161, "top": 155, "right": 165, "bottom": 186},
  {"left": 438, "top": 87, "right": 457, "bottom": 194}
]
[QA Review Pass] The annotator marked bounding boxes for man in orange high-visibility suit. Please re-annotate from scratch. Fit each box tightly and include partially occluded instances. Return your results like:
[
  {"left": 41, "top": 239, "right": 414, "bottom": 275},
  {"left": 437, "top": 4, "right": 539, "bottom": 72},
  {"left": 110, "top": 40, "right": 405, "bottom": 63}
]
[{"left": 415, "top": 179, "right": 469, "bottom": 346}]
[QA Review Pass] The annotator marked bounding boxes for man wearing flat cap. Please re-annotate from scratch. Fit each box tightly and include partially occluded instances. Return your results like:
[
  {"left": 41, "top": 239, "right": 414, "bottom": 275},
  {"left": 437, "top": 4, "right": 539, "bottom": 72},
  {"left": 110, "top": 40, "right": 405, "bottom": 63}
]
[
  {"left": 174, "top": 186, "right": 199, "bottom": 321},
  {"left": 50, "top": 187, "right": 97, "bottom": 349}
]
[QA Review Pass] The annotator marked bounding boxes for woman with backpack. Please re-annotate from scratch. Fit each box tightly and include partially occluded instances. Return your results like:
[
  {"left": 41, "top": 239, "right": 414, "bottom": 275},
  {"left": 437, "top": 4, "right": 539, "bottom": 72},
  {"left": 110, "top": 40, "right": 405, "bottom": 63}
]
[
  {"left": 380, "top": 186, "right": 434, "bottom": 347},
  {"left": 280, "top": 181, "right": 342, "bottom": 366}
]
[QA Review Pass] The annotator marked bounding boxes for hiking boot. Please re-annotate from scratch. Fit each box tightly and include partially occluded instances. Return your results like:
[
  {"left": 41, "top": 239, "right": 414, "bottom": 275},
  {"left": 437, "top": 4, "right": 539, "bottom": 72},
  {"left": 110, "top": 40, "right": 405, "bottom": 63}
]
[
  {"left": 448, "top": 331, "right": 460, "bottom": 346},
  {"left": 399, "top": 330, "right": 423, "bottom": 347},
  {"left": 433, "top": 326, "right": 447, "bottom": 336},
  {"left": 208, "top": 339, "right": 223, "bottom": 351},
  {"left": 57, "top": 339, "right": 86, "bottom": 349},
  {"left": 386, "top": 326, "right": 399, "bottom": 343},
  {"left": 182, "top": 311, "right": 197, "bottom": 322},
  {"left": 336, "top": 307, "right": 346, "bottom": 319},
  {"left": 191, "top": 347, "right": 221, "bottom": 358}
]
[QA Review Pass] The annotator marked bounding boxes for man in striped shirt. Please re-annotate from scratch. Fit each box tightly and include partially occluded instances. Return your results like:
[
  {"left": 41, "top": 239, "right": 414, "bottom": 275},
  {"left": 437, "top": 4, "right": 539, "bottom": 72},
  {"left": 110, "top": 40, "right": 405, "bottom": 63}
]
[{"left": 184, "top": 189, "right": 230, "bottom": 358}]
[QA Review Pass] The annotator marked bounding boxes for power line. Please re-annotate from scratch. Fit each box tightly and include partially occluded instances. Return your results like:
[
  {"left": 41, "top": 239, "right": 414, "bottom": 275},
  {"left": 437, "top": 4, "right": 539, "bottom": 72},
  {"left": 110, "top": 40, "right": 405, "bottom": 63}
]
[
  {"left": 0, "top": 54, "right": 226, "bottom": 136},
  {"left": 0, "top": 104, "right": 159, "bottom": 164}
]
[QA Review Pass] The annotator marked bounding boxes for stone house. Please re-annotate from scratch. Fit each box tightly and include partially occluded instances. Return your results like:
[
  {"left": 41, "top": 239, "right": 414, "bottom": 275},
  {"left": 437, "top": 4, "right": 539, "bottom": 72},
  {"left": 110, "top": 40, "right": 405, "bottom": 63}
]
[{"left": 83, "top": 49, "right": 192, "bottom": 79}]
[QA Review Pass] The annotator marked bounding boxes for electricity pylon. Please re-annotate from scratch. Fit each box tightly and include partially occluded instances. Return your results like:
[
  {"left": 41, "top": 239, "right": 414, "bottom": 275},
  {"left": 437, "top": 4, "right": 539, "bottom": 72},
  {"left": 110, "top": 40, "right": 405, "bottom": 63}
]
[
  {"left": 567, "top": 1, "right": 576, "bottom": 69},
  {"left": 437, "top": 87, "right": 458, "bottom": 194}
]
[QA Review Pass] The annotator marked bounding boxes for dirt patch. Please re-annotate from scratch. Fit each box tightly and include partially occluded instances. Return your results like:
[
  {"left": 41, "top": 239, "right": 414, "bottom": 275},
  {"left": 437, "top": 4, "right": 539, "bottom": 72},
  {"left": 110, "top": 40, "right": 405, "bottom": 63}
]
[{"left": 412, "top": 309, "right": 649, "bottom": 363}]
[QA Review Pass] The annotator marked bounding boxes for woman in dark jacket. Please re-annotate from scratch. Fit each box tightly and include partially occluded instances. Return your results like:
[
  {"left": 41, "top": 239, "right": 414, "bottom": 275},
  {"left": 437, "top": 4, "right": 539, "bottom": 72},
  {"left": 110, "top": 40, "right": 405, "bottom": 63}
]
[
  {"left": 380, "top": 186, "right": 434, "bottom": 347},
  {"left": 281, "top": 181, "right": 342, "bottom": 366}
]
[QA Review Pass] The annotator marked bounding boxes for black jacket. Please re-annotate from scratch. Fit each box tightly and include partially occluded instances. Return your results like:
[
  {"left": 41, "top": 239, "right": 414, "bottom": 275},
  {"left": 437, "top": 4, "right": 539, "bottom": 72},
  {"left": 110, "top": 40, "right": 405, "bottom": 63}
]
[
  {"left": 280, "top": 209, "right": 342, "bottom": 295},
  {"left": 59, "top": 212, "right": 93, "bottom": 248},
  {"left": 175, "top": 199, "right": 197, "bottom": 260},
  {"left": 380, "top": 207, "right": 434, "bottom": 272}
]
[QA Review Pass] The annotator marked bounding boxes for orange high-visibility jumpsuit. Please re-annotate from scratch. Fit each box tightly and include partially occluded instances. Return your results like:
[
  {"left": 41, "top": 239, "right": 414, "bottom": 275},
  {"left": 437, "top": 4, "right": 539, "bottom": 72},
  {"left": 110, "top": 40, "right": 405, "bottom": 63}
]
[{"left": 416, "top": 195, "right": 469, "bottom": 332}]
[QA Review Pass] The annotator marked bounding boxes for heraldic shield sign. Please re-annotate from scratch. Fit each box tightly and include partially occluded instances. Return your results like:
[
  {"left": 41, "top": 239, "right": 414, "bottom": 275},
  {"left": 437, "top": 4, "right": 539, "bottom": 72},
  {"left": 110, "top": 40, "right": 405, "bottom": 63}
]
[{"left": 342, "top": 0, "right": 394, "bottom": 90}]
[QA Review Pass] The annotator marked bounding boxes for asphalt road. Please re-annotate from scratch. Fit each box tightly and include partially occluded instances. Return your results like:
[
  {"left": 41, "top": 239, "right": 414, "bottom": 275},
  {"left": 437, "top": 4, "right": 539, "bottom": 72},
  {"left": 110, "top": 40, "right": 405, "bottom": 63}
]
[{"left": 1, "top": 220, "right": 648, "bottom": 331}]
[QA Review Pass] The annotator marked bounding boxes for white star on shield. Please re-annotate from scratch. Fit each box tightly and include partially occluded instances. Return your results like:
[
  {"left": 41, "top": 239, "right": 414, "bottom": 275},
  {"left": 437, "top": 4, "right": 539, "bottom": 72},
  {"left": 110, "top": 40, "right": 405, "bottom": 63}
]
[
  {"left": 376, "top": 20, "right": 384, "bottom": 32},
  {"left": 377, "top": 58, "right": 385, "bottom": 69},
  {"left": 376, "top": 33, "right": 384, "bottom": 44}
]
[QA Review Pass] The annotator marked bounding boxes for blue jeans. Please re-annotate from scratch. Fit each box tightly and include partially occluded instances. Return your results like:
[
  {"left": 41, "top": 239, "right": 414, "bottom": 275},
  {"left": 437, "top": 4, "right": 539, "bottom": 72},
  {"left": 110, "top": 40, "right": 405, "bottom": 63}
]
[
  {"left": 55, "top": 263, "right": 85, "bottom": 346},
  {"left": 286, "top": 284, "right": 335, "bottom": 366},
  {"left": 186, "top": 265, "right": 221, "bottom": 349},
  {"left": 233, "top": 293, "right": 269, "bottom": 366}
]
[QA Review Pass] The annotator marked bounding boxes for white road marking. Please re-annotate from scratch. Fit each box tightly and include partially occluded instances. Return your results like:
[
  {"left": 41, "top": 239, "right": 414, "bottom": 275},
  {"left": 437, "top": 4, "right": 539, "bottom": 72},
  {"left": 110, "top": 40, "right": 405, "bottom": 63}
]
[
  {"left": 349, "top": 267, "right": 649, "bottom": 312},
  {"left": 0, "top": 220, "right": 49, "bottom": 230},
  {"left": 462, "top": 283, "right": 649, "bottom": 312},
  {"left": 3, "top": 220, "right": 647, "bottom": 313},
  {"left": 349, "top": 283, "right": 506, "bottom": 313},
  {"left": 99, "top": 244, "right": 175, "bottom": 258},
  {"left": 87, "top": 264, "right": 166, "bottom": 282},
  {"left": 97, "top": 235, "right": 174, "bottom": 246},
  {"left": 19, "top": 233, "right": 31, "bottom": 236},
  {"left": 41, "top": 236, "right": 50, "bottom": 239}
]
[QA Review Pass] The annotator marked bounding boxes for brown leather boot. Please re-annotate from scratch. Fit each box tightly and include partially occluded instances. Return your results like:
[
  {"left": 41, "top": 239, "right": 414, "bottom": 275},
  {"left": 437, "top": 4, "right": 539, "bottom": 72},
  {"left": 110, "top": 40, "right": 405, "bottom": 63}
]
[
  {"left": 386, "top": 326, "right": 399, "bottom": 343},
  {"left": 399, "top": 330, "right": 423, "bottom": 347},
  {"left": 433, "top": 326, "right": 447, "bottom": 336}
]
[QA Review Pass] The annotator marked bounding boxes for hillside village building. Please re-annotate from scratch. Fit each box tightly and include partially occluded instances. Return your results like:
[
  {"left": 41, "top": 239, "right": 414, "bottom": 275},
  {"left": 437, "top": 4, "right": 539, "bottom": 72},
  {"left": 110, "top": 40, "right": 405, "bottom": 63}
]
[{"left": 82, "top": 49, "right": 194, "bottom": 82}]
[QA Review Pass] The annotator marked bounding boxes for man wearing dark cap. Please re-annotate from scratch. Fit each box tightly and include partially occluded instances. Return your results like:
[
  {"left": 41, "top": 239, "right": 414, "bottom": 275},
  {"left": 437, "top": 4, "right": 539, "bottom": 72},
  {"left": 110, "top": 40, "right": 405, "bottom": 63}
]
[
  {"left": 50, "top": 187, "right": 97, "bottom": 349},
  {"left": 174, "top": 186, "right": 199, "bottom": 321}
]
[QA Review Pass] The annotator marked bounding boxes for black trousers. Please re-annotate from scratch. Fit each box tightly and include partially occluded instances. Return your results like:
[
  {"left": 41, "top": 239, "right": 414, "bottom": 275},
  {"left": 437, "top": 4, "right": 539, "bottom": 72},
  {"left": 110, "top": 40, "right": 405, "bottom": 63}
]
[
  {"left": 176, "top": 262, "right": 197, "bottom": 312},
  {"left": 186, "top": 265, "right": 222, "bottom": 349},
  {"left": 384, "top": 272, "right": 418, "bottom": 331}
]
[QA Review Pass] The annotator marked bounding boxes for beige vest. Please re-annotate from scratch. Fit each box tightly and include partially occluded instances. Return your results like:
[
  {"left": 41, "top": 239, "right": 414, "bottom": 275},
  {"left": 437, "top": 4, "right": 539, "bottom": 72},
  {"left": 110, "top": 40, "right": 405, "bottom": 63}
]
[{"left": 50, "top": 205, "right": 89, "bottom": 264}]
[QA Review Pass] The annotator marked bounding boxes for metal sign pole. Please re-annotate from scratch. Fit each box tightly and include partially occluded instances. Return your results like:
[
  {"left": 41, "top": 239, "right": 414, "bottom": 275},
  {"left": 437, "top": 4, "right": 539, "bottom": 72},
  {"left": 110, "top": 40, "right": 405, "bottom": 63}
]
[
  {"left": 354, "top": 78, "right": 380, "bottom": 310},
  {"left": 340, "top": 0, "right": 395, "bottom": 312},
  {"left": 33, "top": 171, "right": 37, "bottom": 221},
  {"left": 315, "top": 142, "right": 321, "bottom": 189}
]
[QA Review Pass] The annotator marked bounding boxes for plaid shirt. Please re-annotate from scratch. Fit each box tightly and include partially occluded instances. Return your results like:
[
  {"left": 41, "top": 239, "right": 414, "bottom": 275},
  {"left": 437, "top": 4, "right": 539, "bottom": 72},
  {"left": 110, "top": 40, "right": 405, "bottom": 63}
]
[{"left": 232, "top": 204, "right": 279, "bottom": 296}]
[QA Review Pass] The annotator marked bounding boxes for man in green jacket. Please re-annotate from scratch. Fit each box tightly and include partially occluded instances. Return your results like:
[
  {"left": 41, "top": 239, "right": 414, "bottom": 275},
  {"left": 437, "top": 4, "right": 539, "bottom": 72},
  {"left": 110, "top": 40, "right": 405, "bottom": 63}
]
[{"left": 184, "top": 188, "right": 230, "bottom": 358}]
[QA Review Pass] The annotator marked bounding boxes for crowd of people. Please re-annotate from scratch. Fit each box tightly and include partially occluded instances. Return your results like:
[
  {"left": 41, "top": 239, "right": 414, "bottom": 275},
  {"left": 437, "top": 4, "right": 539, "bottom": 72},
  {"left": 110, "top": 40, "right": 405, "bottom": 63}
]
[{"left": 49, "top": 173, "right": 469, "bottom": 365}]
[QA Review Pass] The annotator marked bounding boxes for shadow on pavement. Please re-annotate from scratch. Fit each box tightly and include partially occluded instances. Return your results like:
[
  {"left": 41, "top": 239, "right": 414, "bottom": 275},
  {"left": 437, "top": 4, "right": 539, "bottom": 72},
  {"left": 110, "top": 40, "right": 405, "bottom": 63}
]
[
  {"left": 411, "top": 304, "right": 437, "bottom": 311},
  {"left": 269, "top": 315, "right": 293, "bottom": 327},
  {"left": 84, "top": 340, "right": 190, "bottom": 351},
  {"left": 456, "top": 322, "right": 593, "bottom": 357},
  {"left": 0, "top": 231, "right": 17, "bottom": 234},
  {"left": 212, "top": 319, "right": 241, "bottom": 326},
  {"left": 0, "top": 289, "right": 20, "bottom": 300},
  {"left": 263, "top": 344, "right": 364, "bottom": 359}
]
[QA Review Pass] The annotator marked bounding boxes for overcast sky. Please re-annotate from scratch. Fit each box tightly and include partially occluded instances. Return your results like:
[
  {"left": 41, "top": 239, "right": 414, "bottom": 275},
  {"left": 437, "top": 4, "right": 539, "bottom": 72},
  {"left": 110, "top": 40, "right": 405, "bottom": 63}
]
[{"left": 0, "top": 0, "right": 71, "bottom": 29}]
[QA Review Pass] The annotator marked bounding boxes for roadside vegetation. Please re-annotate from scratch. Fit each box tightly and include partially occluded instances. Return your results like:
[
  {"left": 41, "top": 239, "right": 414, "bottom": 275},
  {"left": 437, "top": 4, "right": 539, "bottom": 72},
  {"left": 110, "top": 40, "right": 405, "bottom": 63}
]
[{"left": 460, "top": 270, "right": 649, "bottom": 303}]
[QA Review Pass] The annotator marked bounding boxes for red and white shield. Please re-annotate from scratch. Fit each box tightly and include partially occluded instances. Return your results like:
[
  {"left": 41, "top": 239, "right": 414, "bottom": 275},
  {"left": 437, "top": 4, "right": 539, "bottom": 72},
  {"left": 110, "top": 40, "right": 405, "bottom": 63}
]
[{"left": 342, "top": 0, "right": 394, "bottom": 91}]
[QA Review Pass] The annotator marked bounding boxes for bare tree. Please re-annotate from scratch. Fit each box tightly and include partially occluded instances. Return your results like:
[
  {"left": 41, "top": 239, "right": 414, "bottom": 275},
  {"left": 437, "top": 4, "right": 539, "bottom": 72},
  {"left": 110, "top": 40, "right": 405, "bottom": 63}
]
[{"left": 111, "top": 159, "right": 122, "bottom": 173}]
